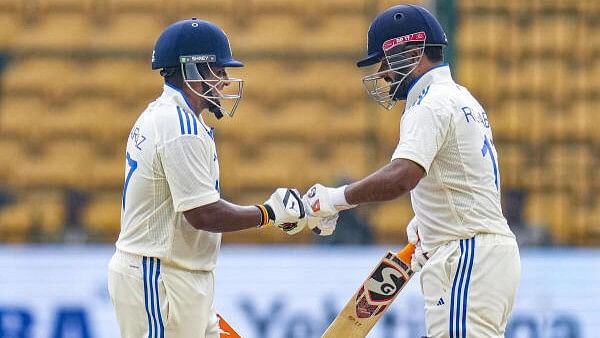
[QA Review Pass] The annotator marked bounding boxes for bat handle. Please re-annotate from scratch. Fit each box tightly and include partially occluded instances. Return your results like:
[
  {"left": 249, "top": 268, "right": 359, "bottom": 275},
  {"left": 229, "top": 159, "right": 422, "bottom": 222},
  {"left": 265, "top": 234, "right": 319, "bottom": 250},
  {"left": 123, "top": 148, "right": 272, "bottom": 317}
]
[{"left": 396, "top": 243, "right": 416, "bottom": 265}]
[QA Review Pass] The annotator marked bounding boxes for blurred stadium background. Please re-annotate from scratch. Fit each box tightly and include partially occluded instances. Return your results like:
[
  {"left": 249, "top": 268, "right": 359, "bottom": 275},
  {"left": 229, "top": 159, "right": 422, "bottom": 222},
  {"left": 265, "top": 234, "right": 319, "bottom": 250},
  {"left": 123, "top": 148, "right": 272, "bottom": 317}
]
[{"left": 0, "top": 0, "right": 599, "bottom": 337}]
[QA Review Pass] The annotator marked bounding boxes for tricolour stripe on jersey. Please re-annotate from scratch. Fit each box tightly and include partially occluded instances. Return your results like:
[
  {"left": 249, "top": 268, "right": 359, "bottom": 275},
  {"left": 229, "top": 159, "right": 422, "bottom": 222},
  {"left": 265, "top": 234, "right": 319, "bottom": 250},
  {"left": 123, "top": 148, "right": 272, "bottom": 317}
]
[
  {"left": 449, "top": 238, "right": 476, "bottom": 338},
  {"left": 176, "top": 106, "right": 185, "bottom": 135}
]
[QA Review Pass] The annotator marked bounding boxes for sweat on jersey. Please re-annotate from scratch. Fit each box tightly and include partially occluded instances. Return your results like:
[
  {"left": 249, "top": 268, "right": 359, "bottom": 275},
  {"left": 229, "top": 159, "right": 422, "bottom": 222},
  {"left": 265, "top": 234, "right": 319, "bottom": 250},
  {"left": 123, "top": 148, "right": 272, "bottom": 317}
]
[
  {"left": 392, "top": 64, "right": 515, "bottom": 253},
  {"left": 116, "top": 83, "right": 221, "bottom": 271}
]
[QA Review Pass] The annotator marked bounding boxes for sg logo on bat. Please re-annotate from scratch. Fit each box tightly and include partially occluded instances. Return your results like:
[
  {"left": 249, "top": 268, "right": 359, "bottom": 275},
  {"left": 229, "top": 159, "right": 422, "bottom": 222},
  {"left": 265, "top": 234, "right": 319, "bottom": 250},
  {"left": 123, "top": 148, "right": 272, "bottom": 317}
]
[{"left": 354, "top": 253, "right": 413, "bottom": 318}]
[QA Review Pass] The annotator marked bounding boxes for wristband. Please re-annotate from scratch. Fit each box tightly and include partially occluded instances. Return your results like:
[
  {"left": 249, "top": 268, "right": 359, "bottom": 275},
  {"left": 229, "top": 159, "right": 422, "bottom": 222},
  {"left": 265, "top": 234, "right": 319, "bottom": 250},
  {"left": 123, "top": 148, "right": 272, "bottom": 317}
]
[
  {"left": 330, "top": 185, "right": 356, "bottom": 210},
  {"left": 255, "top": 204, "right": 275, "bottom": 227},
  {"left": 255, "top": 205, "right": 268, "bottom": 227}
]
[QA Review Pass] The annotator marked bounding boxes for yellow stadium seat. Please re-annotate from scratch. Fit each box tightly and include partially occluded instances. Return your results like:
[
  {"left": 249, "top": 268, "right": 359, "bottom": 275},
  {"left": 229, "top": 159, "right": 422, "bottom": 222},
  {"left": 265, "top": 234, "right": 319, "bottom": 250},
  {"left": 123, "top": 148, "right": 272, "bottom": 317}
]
[
  {"left": 87, "top": 58, "right": 162, "bottom": 103},
  {"left": 302, "top": 14, "right": 367, "bottom": 53},
  {"left": 90, "top": 144, "right": 126, "bottom": 189},
  {"left": 524, "top": 191, "right": 572, "bottom": 244},
  {"left": 176, "top": 0, "right": 235, "bottom": 15},
  {"left": 497, "top": 143, "right": 528, "bottom": 189},
  {"left": 12, "top": 12, "right": 92, "bottom": 50},
  {"left": 302, "top": 141, "right": 372, "bottom": 189},
  {"left": 82, "top": 193, "right": 121, "bottom": 242},
  {"left": 526, "top": 16, "right": 578, "bottom": 57},
  {"left": 369, "top": 196, "right": 413, "bottom": 244},
  {"left": 0, "top": 12, "right": 21, "bottom": 48},
  {"left": 544, "top": 144, "right": 593, "bottom": 194},
  {"left": 374, "top": 0, "right": 424, "bottom": 12},
  {"left": 35, "top": 0, "right": 95, "bottom": 13},
  {"left": 0, "top": 139, "right": 24, "bottom": 184},
  {"left": 0, "top": 200, "right": 31, "bottom": 243},
  {"left": 229, "top": 13, "right": 305, "bottom": 53},
  {"left": 59, "top": 97, "right": 139, "bottom": 143},
  {"left": 2, "top": 58, "right": 80, "bottom": 103},
  {"left": 91, "top": 13, "right": 162, "bottom": 50},
  {"left": 13, "top": 139, "right": 96, "bottom": 189},
  {"left": 0, "top": 97, "right": 47, "bottom": 139},
  {"left": 218, "top": 139, "right": 311, "bottom": 189},
  {"left": 491, "top": 99, "right": 546, "bottom": 143},
  {"left": 546, "top": 104, "right": 593, "bottom": 142},
  {"left": 241, "top": 58, "right": 366, "bottom": 107},
  {"left": 24, "top": 191, "right": 66, "bottom": 239},
  {"left": 105, "top": 0, "right": 168, "bottom": 12},
  {"left": 457, "top": 13, "right": 513, "bottom": 58},
  {"left": 456, "top": 56, "right": 501, "bottom": 105},
  {"left": 309, "top": 0, "right": 367, "bottom": 14}
]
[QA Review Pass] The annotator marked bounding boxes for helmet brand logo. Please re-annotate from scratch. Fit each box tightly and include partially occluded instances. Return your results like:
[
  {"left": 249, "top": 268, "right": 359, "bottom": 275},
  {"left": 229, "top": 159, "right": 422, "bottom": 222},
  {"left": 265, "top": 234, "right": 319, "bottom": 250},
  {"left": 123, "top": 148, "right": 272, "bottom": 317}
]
[
  {"left": 179, "top": 55, "right": 217, "bottom": 64},
  {"left": 382, "top": 31, "right": 426, "bottom": 51}
]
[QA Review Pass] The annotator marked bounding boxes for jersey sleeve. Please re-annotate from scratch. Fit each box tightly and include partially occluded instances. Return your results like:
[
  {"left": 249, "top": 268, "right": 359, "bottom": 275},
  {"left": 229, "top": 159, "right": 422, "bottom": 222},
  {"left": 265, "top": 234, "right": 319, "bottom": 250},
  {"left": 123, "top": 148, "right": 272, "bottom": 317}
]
[
  {"left": 391, "top": 105, "right": 450, "bottom": 174},
  {"left": 161, "top": 136, "right": 220, "bottom": 212}
]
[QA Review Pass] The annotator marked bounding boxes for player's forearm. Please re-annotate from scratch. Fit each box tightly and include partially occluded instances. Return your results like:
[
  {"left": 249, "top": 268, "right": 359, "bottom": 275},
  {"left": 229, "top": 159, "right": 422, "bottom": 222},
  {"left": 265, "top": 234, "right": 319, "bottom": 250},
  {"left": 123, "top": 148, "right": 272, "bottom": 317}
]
[
  {"left": 345, "top": 159, "right": 424, "bottom": 205},
  {"left": 183, "top": 199, "right": 261, "bottom": 232}
]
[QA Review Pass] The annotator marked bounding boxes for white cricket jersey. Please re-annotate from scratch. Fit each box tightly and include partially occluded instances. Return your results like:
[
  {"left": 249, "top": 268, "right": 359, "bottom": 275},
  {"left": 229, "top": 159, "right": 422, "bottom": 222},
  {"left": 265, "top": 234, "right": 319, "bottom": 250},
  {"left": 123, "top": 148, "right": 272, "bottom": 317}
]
[
  {"left": 391, "top": 64, "right": 514, "bottom": 252},
  {"left": 116, "top": 83, "right": 221, "bottom": 271}
]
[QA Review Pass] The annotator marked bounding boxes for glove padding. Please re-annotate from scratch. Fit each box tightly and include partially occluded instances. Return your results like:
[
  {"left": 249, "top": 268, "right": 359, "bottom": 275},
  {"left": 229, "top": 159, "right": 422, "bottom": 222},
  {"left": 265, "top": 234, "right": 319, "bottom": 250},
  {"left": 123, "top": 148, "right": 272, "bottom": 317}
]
[
  {"left": 304, "top": 214, "right": 338, "bottom": 236},
  {"left": 406, "top": 217, "right": 428, "bottom": 272},
  {"left": 303, "top": 183, "right": 355, "bottom": 218},
  {"left": 411, "top": 244, "right": 429, "bottom": 272},
  {"left": 263, "top": 188, "right": 306, "bottom": 234}
]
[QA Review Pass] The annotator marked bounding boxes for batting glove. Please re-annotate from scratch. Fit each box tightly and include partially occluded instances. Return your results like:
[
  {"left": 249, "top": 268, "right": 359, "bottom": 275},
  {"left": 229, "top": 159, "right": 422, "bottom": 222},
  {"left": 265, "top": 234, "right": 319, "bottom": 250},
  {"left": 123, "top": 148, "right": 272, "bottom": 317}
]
[
  {"left": 303, "top": 183, "right": 356, "bottom": 218},
  {"left": 406, "top": 217, "right": 428, "bottom": 272},
  {"left": 305, "top": 214, "right": 339, "bottom": 236},
  {"left": 258, "top": 188, "right": 306, "bottom": 234}
]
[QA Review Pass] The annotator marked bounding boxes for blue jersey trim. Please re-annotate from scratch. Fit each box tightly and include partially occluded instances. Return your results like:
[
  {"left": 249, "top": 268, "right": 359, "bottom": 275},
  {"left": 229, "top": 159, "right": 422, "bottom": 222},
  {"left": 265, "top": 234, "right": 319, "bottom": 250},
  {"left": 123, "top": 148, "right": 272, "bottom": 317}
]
[
  {"left": 462, "top": 238, "right": 475, "bottom": 338},
  {"left": 142, "top": 257, "right": 153, "bottom": 338},
  {"left": 183, "top": 110, "right": 192, "bottom": 134},
  {"left": 406, "top": 63, "right": 449, "bottom": 97},
  {"left": 449, "top": 239, "right": 464, "bottom": 338},
  {"left": 155, "top": 259, "right": 165, "bottom": 338},
  {"left": 176, "top": 106, "right": 185, "bottom": 135},
  {"left": 165, "top": 82, "right": 198, "bottom": 115}
]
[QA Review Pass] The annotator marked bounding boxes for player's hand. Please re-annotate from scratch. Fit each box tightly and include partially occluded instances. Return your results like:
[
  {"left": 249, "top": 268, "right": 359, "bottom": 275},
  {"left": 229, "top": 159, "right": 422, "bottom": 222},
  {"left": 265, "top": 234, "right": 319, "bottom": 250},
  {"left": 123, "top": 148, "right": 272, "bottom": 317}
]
[
  {"left": 406, "top": 217, "right": 428, "bottom": 272},
  {"left": 303, "top": 183, "right": 356, "bottom": 218},
  {"left": 260, "top": 188, "right": 306, "bottom": 234},
  {"left": 304, "top": 214, "right": 339, "bottom": 236}
]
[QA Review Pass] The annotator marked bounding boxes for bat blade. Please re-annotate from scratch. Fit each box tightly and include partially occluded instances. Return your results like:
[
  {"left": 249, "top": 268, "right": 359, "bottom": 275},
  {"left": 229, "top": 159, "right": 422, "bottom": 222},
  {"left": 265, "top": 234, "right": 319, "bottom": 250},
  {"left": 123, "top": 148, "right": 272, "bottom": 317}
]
[{"left": 321, "top": 244, "right": 415, "bottom": 338}]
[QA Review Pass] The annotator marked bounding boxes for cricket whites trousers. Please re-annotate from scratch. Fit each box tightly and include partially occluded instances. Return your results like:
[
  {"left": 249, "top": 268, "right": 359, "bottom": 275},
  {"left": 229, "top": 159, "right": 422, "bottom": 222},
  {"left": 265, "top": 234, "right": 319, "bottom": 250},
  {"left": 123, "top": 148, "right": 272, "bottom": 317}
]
[
  {"left": 108, "top": 250, "right": 220, "bottom": 338},
  {"left": 420, "top": 233, "right": 521, "bottom": 338}
]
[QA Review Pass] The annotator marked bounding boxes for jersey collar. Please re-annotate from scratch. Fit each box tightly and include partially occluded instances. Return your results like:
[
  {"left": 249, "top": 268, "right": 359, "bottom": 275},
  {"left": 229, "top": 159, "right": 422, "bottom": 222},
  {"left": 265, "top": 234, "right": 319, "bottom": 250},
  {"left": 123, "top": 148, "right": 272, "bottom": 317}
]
[
  {"left": 162, "top": 82, "right": 198, "bottom": 116},
  {"left": 405, "top": 63, "right": 452, "bottom": 107},
  {"left": 161, "top": 83, "right": 213, "bottom": 135}
]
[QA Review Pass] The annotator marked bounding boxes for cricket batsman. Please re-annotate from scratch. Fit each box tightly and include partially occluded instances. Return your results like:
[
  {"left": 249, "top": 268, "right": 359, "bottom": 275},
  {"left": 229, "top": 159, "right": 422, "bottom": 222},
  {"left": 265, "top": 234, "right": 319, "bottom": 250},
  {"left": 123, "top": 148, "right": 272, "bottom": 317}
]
[
  {"left": 107, "top": 18, "right": 334, "bottom": 338},
  {"left": 304, "top": 5, "right": 521, "bottom": 337}
]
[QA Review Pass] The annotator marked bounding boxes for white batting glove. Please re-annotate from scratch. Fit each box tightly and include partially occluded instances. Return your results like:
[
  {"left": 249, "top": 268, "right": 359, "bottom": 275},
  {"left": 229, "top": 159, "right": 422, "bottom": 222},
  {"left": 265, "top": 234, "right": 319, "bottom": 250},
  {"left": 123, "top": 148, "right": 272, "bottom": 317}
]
[
  {"left": 304, "top": 214, "right": 339, "bottom": 236},
  {"left": 303, "top": 183, "right": 356, "bottom": 218},
  {"left": 406, "top": 217, "right": 428, "bottom": 272},
  {"left": 260, "top": 188, "right": 307, "bottom": 234},
  {"left": 407, "top": 217, "right": 420, "bottom": 244}
]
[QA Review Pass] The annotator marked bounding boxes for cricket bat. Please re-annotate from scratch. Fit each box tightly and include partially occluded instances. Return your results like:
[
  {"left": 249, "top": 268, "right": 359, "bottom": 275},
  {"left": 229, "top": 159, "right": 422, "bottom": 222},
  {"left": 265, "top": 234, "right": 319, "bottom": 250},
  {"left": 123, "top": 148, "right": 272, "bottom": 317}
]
[{"left": 321, "top": 243, "right": 416, "bottom": 338}]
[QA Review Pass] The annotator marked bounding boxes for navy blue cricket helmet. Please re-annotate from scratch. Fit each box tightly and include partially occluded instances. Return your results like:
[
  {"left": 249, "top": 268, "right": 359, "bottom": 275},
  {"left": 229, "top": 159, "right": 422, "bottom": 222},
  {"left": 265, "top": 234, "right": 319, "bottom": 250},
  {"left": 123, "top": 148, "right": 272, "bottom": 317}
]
[
  {"left": 358, "top": 5, "right": 447, "bottom": 109},
  {"left": 152, "top": 18, "right": 243, "bottom": 69},
  {"left": 357, "top": 5, "right": 447, "bottom": 68},
  {"left": 152, "top": 18, "right": 244, "bottom": 118}
]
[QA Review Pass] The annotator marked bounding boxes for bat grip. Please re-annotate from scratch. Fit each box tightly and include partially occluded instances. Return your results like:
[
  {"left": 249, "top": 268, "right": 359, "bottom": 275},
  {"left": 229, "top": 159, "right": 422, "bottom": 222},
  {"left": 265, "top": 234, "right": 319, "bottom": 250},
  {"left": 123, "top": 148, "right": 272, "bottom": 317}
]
[{"left": 396, "top": 243, "right": 416, "bottom": 265}]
